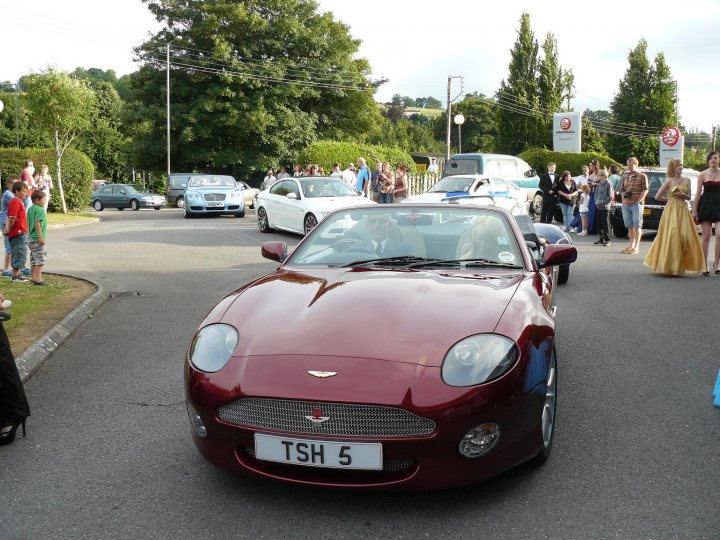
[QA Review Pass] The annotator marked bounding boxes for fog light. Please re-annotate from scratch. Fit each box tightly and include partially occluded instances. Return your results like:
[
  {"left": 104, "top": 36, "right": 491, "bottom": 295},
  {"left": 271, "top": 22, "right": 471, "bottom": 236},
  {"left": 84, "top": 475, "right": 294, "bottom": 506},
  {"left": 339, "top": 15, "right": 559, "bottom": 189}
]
[
  {"left": 187, "top": 403, "right": 207, "bottom": 438},
  {"left": 459, "top": 423, "right": 500, "bottom": 458}
]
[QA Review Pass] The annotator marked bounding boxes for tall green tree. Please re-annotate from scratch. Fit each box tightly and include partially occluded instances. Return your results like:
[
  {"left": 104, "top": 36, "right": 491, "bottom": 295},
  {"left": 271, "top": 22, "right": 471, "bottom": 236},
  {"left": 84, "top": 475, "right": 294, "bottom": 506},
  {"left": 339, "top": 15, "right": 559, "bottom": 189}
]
[
  {"left": 434, "top": 92, "right": 497, "bottom": 153},
  {"left": 537, "top": 33, "right": 565, "bottom": 148},
  {"left": 495, "top": 12, "right": 540, "bottom": 154},
  {"left": 77, "top": 81, "right": 129, "bottom": 180},
  {"left": 129, "top": 0, "right": 380, "bottom": 178},
  {"left": 607, "top": 39, "right": 675, "bottom": 164},
  {"left": 581, "top": 116, "right": 606, "bottom": 154},
  {"left": 25, "top": 69, "right": 96, "bottom": 213}
]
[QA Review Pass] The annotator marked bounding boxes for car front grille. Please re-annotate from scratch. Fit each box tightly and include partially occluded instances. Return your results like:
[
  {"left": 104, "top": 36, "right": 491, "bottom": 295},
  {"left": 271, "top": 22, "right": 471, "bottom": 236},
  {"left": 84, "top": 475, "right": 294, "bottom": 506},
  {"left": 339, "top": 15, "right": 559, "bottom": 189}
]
[
  {"left": 218, "top": 398, "right": 436, "bottom": 437},
  {"left": 204, "top": 193, "right": 226, "bottom": 202}
]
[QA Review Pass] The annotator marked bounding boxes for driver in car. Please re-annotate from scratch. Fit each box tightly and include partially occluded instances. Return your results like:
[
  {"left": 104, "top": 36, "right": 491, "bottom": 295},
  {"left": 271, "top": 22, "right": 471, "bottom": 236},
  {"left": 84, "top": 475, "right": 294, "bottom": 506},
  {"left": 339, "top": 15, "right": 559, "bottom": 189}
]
[{"left": 362, "top": 215, "right": 415, "bottom": 257}]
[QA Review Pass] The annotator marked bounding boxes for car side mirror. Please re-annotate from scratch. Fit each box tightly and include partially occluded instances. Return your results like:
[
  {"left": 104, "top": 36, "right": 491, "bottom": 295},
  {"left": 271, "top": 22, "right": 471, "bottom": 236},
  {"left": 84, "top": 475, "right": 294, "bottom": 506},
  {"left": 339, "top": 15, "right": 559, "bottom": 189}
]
[
  {"left": 261, "top": 241, "right": 288, "bottom": 262},
  {"left": 286, "top": 192, "right": 298, "bottom": 200},
  {"left": 120, "top": 190, "right": 126, "bottom": 195},
  {"left": 525, "top": 169, "right": 536, "bottom": 177},
  {"left": 538, "top": 244, "right": 577, "bottom": 269}
]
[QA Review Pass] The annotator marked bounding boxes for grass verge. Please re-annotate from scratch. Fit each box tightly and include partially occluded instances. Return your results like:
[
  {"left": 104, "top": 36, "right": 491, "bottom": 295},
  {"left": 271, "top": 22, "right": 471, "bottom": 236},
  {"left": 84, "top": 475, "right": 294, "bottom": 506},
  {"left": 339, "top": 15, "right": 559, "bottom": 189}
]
[{"left": 3, "top": 274, "right": 96, "bottom": 357}]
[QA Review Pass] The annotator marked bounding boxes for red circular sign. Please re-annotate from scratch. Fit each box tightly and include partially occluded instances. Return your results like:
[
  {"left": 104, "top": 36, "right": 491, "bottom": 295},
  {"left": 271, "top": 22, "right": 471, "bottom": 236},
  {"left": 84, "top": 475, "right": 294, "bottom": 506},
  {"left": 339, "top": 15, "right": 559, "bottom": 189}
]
[
  {"left": 559, "top": 117, "right": 571, "bottom": 130},
  {"left": 662, "top": 126, "right": 680, "bottom": 147}
]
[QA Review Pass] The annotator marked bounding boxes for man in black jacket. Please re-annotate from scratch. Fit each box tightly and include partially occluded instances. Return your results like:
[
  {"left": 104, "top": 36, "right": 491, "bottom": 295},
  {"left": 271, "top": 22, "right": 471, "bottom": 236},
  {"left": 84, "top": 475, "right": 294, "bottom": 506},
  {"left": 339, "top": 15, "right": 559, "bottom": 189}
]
[{"left": 539, "top": 162, "right": 558, "bottom": 223}]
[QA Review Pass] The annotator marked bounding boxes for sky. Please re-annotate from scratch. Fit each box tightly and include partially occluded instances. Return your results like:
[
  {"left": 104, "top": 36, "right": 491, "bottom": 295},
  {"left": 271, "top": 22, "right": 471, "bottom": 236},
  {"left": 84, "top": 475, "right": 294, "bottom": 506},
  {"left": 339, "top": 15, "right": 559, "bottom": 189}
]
[{"left": 2, "top": 0, "right": 719, "bottom": 138}]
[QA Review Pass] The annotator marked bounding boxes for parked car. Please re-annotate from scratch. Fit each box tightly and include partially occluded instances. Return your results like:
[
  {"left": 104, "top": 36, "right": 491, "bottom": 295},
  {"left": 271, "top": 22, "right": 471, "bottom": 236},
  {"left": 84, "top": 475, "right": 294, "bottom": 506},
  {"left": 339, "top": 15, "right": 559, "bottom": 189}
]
[
  {"left": 610, "top": 167, "right": 700, "bottom": 237},
  {"left": 167, "top": 173, "right": 239, "bottom": 208},
  {"left": 184, "top": 204, "right": 577, "bottom": 490},
  {"left": 91, "top": 184, "right": 166, "bottom": 211},
  {"left": 236, "top": 181, "right": 260, "bottom": 209},
  {"left": 403, "top": 174, "right": 530, "bottom": 214},
  {"left": 183, "top": 175, "right": 245, "bottom": 218},
  {"left": 166, "top": 173, "right": 195, "bottom": 207},
  {"left": 442, "top": 154, "right": 542, "bottom": 215},
  {"left": 256, "top": 176, "right": 376, "bottom": 235}
]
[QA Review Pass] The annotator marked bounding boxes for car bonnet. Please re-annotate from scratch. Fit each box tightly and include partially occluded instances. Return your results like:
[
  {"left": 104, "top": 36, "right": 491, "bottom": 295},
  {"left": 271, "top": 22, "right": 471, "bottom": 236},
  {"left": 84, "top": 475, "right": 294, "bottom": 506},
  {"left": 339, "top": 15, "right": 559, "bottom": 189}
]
[{"left": 217, "top": 267, "right": 523, "bottom": 367}]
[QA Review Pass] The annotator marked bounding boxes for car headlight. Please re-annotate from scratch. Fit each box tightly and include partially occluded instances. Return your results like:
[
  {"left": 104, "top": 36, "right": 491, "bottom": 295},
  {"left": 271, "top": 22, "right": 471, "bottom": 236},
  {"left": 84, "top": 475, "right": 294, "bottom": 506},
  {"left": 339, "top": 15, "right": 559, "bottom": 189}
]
[
  {"left": 189, "top": 324, "right": 238, "bottom": 372},
  {"left": 229, "top": 191, "right": 243, "bottom": 199},
  {"left": 186, "top": 192, "right": 202, "bottom": 200},
  {"left": 442, "top": 334, "right": 518, "bottom": 387}
]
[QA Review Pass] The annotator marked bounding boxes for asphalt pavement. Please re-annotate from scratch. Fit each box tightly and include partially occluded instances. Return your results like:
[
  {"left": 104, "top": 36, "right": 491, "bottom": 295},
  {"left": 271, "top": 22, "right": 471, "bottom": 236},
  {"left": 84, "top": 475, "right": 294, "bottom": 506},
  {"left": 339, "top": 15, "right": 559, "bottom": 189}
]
[{"left": 0, "top": 208, "right": 718, "bottom": 539}]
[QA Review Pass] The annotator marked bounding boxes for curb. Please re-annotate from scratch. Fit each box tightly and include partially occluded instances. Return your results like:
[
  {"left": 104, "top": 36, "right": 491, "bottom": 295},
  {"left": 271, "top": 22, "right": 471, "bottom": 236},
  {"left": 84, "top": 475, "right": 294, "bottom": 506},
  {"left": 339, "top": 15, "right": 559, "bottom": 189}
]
[
  {"left": 48, "top": 216, "right": 100, "bottom": 230},
  {"left": 17, "top": 276, "right": 110, "bottom": 383}
]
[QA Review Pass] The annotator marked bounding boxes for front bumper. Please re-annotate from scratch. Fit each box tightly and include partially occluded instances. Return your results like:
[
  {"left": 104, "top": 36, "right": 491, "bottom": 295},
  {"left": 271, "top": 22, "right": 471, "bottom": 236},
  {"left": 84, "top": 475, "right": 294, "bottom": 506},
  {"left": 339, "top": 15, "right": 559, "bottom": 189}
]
[
  {"left": 139, "top": 199, "right": 166, "bottom": 208},
  {"left": 185, "top": 352, "right": 550, "bottom": 490}
]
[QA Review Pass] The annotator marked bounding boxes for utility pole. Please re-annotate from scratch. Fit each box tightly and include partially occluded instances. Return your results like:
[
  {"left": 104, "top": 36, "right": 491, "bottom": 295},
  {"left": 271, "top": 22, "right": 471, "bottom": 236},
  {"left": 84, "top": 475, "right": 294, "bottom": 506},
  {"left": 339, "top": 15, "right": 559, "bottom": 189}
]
[
  {"left": 445, "top": 77, "right": 452, "bottom": 161},
  {"left": 166, "top": 42, "right": 172, "bottom": 180},
  {"left": 712, "top": 125, "right": 717, "bottom": 151},
  {"left": 444, "top": 76, "right": 464, "bottom": 161}
]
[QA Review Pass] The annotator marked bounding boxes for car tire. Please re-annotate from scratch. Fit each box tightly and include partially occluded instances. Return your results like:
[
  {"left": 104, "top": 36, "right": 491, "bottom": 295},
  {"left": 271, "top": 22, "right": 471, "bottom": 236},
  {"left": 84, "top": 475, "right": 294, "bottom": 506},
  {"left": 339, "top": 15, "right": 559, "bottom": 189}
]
[
  {"left": 176, "top": 197, "right": 185, "bottom": 209},
  {"left": 532, "top": 345, "right": 557, "bottom": 464},
  {"left": 257, "top": 207, "right": 273, "bottom": 232},
  {"left": 558, "top": 264, "right": 569, "bottom": 284},
  {"left": 183, "top": 206, "right": 193, "bottom": 219},
  {"left": 117, "top": 208, "right": 124, "bottom": 211},
  {"left": 531, "top": 193, "right": 543, "bottom": 216},
  {"left": 235, "top": 210, "right": 245, "bottom": 218},
  {"left": 93, "top": 200, "right": 104, "bottom": 211},
  {"left": 130, "top": 199, "right": 140, "bottom": 211},
  {"left": 612, "top": 223, "right": 628, "bottom": 238},
  {"left": 304, "top": 213, "right": 318, "bottom": 235},
  {"left": 154, "top": 207, "right": 161, "bottom": 210}
]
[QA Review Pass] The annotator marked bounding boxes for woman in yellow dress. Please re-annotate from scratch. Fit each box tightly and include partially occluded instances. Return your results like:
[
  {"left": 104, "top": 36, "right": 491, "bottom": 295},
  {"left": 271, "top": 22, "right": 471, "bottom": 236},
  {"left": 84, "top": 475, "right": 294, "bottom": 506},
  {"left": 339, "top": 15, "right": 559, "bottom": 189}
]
[{"left": 643, "top": 159, "right": 707, "bottom": 276}]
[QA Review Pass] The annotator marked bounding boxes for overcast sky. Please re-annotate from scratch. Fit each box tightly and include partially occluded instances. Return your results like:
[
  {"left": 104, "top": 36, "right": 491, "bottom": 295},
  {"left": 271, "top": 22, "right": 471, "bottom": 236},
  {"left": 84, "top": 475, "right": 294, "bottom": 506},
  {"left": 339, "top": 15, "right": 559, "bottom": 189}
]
[{"left": 2, "top": 0, "right": 719, "bottom": 137}]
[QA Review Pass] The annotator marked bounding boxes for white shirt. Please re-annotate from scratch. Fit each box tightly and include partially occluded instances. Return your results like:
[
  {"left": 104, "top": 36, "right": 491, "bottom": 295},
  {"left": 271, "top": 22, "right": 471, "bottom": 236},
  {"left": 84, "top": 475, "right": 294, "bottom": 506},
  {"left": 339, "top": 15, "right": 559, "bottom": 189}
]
[
  {"left": 262, "top": 175, "right": 276, "bottom": 189},
  {"left": 427, "top": 163, "right": 439, "bottom": 174},
  {"left": 575, "top": 175, "right": 588, "bottom": 188},
  {"left": 341, "top": 169, "right": 355, "bottom": 186},
  {"left": 579, "top": 192, "right": 590, "bottom": 212},
  {"left": 330, "top": 171, "right": 343, "bottom": 178}
]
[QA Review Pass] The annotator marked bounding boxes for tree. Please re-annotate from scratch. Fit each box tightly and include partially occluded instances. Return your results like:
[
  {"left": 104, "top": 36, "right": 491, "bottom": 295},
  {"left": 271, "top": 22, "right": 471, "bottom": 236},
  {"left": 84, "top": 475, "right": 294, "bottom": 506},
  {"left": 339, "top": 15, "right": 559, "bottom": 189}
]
[
  {"left": 537, "top": 33, "right": 567, "bottom": 148},
  {"left": 76, "top": 81, "right": 129, "bottom": 180},
  {"left": 425, "top": 96, "right": 442, "bottom": 109},
  {"left": 495, "top": 13, "right": 540, "bottom": 154},
  {"left": 129, "top": 0, "right": 380, "bottom": 178},
  {"left": 383, "top": 95, "right": 405, "bottom": 124},
  {"left": 606, "top": 39, "right": 675, "bottom": 164},
  {"left": 434, "top": 92, "right": 497, "bottom": 153},
  {"left": 25, "top": 69, "right": 96, "bottom": 213},
  {"left": 581, "top": 116, "right": 606, "bottom": 154}
]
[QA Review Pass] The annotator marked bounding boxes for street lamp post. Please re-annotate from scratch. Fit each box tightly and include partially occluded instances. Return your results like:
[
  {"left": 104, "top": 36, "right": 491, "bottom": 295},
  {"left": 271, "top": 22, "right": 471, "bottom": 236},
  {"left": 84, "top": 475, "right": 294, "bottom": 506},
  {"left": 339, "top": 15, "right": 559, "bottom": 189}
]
[{"left": 454, "top": 113, "right": 465, "bottom": 154}]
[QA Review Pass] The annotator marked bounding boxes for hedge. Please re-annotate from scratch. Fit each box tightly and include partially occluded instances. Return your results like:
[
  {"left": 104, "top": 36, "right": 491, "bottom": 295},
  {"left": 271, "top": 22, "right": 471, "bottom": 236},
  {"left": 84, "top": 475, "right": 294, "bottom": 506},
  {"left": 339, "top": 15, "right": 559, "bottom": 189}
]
[
  {"left": 518, "top": 148, "right": 622, "bottom": 176},
  {"left": 0, "top": 147, "right": 94, "bottom": 212},
  {"left": 296, "top": 141, "right": 416, "bottom": 174}
]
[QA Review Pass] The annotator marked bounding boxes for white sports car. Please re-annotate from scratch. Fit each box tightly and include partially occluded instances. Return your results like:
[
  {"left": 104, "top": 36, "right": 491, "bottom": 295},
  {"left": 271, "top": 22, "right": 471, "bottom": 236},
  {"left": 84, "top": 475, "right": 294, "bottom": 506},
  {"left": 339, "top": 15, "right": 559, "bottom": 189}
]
[
  {"left": 256, "top": 177, "right": 376, "bottom": 235},
  {"left": 403, "top": 174, "right": 530, "bottom": 215}
]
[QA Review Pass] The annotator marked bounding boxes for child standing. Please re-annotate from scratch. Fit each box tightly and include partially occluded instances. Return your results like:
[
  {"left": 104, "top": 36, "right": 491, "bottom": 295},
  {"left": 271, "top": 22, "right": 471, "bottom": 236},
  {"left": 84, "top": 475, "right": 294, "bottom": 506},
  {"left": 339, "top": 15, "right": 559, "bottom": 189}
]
[
  {"left": 0, "top": 177, "right": 16, "bottom": 277},
  {"left": 4, "top": 182, "right": 29, "bottom": 282},
  {"left": 578, "top": 184, "right": 590, "bottom": 236},
  {"left": 27, "top": 191, "right": 47, "bottom": 286}
]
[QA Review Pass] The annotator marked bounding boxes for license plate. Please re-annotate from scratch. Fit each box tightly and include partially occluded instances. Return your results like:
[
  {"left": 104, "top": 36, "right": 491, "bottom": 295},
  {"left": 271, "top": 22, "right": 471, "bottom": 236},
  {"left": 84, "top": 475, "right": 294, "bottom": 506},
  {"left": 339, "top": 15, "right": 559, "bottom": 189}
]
[
  {"left": 254, "top": 433, "right": 383, "bottom": 470},
  {"left": 643, "top": 208, "right": 651, "bottom": 215},
  {"left": 207, "top": 201, "right": 224, "bottom": 208}
]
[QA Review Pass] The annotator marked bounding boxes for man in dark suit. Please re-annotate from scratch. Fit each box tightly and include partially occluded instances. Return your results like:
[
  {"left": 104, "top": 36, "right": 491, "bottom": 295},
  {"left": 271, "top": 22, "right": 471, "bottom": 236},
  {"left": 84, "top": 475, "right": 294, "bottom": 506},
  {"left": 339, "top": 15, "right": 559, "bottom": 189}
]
[
  {"left": 539, "top": 162, "right": 559, "bottom": 223},
  {"left": 362, "top": 214, "right": 415, "bottom": 257}
]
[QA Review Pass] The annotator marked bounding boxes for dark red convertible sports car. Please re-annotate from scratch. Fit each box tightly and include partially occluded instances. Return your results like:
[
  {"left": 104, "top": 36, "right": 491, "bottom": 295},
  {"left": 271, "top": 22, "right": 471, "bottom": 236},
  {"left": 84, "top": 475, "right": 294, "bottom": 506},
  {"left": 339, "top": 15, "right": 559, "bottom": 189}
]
[{"left": 185, "top": 204, "right": 577, "bottom": 490}]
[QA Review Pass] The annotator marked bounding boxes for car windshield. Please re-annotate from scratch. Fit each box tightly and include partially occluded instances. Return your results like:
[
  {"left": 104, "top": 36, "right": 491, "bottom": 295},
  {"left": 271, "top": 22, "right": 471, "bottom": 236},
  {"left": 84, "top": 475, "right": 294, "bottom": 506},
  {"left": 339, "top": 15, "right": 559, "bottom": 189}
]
[
  {"left": 427, "top": 176, "right": 475, "bottom": 193},
  {"left": 288, "top": 206, "right": 524, "bottom": 269},
  {"left": 188, "top": 176, "right": 236, "bottom": 188},
  {"left": 126, "top": 185, "right": 142, "bottom": 193},
  {"left": 301, "top": 179, "right": 358, "bottom": 198},
  {"left": 442, "top": 159, "right": 482, "bottom": 177}
]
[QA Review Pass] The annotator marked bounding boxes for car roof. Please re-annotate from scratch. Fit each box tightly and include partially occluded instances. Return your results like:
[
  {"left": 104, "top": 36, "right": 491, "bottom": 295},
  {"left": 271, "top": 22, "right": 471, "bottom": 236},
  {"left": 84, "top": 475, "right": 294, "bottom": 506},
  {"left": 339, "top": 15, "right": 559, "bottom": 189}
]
[
  {"left": 636, "top": 167, "right": 700, "bottom": 174},
  {"left": 450, "top": 153, "right": 523, "bottom": 160}
]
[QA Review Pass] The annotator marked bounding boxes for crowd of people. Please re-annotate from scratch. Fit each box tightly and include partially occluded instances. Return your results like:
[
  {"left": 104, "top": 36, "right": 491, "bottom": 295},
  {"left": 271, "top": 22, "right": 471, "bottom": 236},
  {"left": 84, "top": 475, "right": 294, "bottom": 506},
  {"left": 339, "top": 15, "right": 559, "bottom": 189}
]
[
  {"left": 539, "top": 151, "right": 720, "bottom": 276},
  {"left": 259, "top": 158, "right": 409, "bottom": 203}
]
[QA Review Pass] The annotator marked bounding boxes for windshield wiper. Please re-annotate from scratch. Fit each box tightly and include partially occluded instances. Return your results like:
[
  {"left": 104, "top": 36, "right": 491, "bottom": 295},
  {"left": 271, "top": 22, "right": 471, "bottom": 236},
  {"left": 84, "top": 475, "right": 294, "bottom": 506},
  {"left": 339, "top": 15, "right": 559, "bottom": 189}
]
[
  {"left": 406, "top": 258, "right": 523, "bottom": 269},
  {"left": 339, "top": 256, "right": 436, "bottom": 268}
]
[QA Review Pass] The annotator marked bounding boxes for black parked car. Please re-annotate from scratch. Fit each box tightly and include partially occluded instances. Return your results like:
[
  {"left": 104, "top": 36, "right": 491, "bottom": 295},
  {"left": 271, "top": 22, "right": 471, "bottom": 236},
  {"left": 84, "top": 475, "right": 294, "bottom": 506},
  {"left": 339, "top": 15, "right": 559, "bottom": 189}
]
[{"left": 609, "top": 167, "right": 700, "bottom": 238}]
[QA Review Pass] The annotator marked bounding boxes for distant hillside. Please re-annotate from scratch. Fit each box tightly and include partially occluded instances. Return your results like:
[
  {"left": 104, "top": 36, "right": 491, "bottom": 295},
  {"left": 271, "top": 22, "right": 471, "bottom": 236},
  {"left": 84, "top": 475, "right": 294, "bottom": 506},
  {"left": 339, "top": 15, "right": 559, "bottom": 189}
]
[{"left": 404, "top": 107, "right": 443, "bottom": 119}]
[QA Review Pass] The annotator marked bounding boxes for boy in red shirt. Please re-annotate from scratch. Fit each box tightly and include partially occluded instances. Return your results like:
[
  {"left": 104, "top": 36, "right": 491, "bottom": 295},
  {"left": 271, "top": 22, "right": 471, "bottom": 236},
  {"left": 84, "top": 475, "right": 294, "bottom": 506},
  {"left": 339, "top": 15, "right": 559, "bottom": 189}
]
[{"left": 4, "top": 181, "right": 29, "bottom": 282}]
